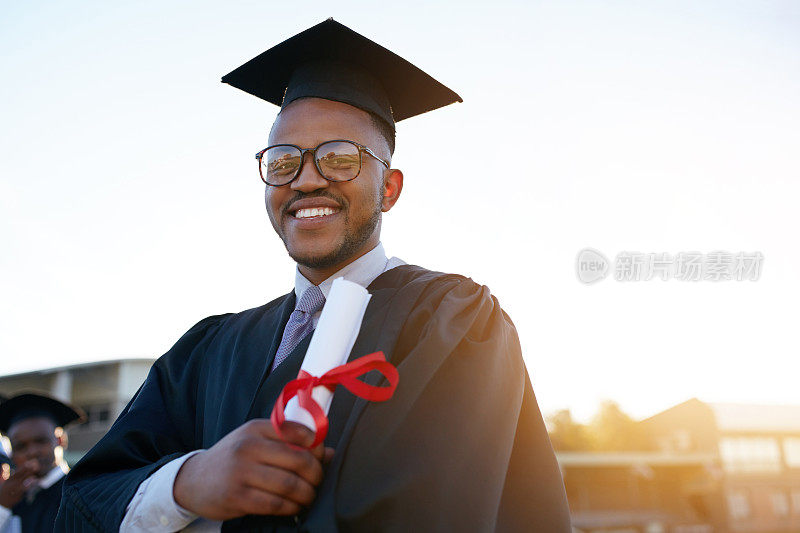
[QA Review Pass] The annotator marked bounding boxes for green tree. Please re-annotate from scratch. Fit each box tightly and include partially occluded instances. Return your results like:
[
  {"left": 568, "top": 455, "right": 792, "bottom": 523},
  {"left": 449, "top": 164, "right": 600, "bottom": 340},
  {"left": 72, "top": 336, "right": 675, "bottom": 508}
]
[
  {"left": 547, "top": 409, "right": 594, "bottom": 451},
  {"left": 588, "top": 400, "right": 654, "bottom": 451}
]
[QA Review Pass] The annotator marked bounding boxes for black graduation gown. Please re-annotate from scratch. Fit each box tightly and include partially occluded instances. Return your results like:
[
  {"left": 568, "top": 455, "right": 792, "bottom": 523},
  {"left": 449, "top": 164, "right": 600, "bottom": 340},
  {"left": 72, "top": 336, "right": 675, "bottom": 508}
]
[
  {"left": 12, "top": 476, "right": 65, "bottom": 532},
  {"left": 56, "top": 265, "right": 571, "bottom": 532}
]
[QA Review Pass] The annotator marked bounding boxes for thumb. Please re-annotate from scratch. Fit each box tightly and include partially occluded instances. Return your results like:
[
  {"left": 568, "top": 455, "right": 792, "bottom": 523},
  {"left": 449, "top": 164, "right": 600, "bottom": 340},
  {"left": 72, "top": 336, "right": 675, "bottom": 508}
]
[{"left": 276, "top": 421, "right": 317, "bottom": 449}]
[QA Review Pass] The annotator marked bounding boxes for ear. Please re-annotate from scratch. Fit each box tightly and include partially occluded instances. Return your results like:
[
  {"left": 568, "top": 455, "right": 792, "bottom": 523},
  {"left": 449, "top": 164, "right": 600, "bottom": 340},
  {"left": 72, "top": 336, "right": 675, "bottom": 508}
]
[{"left": 381, "top": 169, "right": 403, "bottom": 212}]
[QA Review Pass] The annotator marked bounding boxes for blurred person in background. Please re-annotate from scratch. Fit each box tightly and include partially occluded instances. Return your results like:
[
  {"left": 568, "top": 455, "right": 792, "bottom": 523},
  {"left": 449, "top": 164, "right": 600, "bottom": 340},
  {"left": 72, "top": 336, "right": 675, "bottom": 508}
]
[{"left": 0, "top": 393, "right": 85, "bottom": 532}]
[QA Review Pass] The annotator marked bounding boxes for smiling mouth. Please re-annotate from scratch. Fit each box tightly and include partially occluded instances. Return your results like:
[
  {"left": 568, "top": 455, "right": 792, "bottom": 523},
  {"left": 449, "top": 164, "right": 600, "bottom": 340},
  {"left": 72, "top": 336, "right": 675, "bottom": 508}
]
[{"left": 292, "top": 207, "right": 341, "bottom": 219}]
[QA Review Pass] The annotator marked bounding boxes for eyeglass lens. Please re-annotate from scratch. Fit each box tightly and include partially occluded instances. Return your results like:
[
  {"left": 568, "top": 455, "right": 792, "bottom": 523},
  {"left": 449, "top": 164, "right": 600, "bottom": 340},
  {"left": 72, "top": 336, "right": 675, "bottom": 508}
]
[{"left": 263, "top": 141, "right": 361, "bottom": 185}]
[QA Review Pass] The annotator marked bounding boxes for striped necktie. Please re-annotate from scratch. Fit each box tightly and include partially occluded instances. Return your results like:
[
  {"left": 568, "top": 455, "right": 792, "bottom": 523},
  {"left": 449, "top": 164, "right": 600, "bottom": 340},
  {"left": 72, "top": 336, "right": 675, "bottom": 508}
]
[{"left": 271, "top": 285, "right": 326, "bottom": 370}]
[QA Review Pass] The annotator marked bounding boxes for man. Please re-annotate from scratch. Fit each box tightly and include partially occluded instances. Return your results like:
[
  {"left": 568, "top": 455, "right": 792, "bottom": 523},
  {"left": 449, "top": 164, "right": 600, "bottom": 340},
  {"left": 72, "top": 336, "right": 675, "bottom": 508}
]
[
  {"left": 0, "top": 393, "right": 85, "bottom": 532},
  {"left": 57, "top": 19, "right": 571, "bottom": 532}
]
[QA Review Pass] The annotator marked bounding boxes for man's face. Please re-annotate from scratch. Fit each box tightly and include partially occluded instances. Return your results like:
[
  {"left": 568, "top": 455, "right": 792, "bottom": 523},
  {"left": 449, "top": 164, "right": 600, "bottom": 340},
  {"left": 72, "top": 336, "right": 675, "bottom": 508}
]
[
  {"left": 265, "top": 98, "right": 391, "bottom": 272},
  {"left": 8, "top": 417, "right": 59, "bottom": 478}
]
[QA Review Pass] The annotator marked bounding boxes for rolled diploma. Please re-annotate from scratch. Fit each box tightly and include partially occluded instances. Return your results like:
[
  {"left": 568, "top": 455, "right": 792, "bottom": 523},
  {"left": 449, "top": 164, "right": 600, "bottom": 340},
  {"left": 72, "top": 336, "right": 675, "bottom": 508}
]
[{"left": 284, "top": 277, "right": 371, "bottom": 431}]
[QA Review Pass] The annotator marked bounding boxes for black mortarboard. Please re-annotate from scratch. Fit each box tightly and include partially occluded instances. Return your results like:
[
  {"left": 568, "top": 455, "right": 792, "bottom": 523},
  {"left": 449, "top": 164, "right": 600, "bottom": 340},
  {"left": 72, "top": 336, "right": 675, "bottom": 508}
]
[
  {"left": 0, "top": 393, "right": 86, "bottom": 434},
  {"left": 221, "top": 18, "right": 462, "bottom": 130}
]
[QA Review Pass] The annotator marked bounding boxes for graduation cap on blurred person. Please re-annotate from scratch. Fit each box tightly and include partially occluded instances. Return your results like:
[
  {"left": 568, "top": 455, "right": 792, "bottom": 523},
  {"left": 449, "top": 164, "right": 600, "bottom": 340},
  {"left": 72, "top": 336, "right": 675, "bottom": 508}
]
[
  {"left": 221, "top": 18, "right": 462, "bottom": 131},
  {"left": 0, "top": 393, "right": 86, "bottom": 434}
]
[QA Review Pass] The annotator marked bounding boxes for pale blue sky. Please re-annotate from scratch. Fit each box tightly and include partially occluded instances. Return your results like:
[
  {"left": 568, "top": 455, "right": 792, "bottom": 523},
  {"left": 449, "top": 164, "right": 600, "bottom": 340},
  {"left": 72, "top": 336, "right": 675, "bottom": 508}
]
[{"left": 2, "top": 1, "right": 799, "bottom": 420}]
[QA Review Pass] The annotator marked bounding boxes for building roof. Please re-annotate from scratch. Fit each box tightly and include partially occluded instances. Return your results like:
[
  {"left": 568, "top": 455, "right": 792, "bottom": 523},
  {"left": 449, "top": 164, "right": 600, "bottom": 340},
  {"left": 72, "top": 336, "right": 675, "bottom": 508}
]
[
  {"left": 708, "top": 402, "right": 800, "bottom": 433},
  {"left": 640, "top": 397, "right": 800, "bottom": 434},
  {"left": 0, "top": 358, "right": 155, "bottom": 379}
]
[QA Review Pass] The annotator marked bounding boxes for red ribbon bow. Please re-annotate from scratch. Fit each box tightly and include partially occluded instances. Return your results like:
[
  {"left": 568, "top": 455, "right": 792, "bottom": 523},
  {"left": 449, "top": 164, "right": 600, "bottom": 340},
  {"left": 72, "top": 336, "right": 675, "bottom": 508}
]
[{"left": 270, "top": 351, "right": 399, "bottom": 449}]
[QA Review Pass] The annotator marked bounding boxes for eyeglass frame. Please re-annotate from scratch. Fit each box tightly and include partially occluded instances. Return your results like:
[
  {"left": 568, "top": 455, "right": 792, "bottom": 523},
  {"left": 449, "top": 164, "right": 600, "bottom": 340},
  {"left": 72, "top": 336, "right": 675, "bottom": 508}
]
[{"left": 255, "top": 139, "right": 390, "bottom": 186}]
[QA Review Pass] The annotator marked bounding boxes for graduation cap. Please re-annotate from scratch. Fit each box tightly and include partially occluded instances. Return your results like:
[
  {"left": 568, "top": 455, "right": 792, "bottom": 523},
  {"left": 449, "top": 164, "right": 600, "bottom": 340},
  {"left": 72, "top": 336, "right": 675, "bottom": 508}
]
[
  {"left": 221, "top": 18, "right": 462, "bottom": 131},
  {"left": 0, "top": 393, "right": 86, "bottom": 434}
]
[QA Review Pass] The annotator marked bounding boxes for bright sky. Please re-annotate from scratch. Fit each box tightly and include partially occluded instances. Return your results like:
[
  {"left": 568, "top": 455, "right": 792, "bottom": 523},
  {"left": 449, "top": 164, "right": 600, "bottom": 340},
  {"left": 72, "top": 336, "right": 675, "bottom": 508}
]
[{"left": 2, "top": 1, "right": 798, "bottom": 422}]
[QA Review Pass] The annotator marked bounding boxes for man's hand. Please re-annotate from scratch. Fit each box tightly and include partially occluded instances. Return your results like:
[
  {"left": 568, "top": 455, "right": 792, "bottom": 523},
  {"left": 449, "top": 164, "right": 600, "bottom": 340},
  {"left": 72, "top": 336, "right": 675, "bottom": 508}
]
[
  {"left": 0, "top": 460, "right": 40, "bottom": 509},
  {"left": 173, "top": 419, "right": 334, "bottom": 521}
]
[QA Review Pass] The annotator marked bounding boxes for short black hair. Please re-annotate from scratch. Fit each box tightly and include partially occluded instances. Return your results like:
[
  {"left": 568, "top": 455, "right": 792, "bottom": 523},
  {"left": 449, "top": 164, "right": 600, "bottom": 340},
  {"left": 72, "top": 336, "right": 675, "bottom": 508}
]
[{"left": 368, "top": 112, "right": 396, "bottom": 156}]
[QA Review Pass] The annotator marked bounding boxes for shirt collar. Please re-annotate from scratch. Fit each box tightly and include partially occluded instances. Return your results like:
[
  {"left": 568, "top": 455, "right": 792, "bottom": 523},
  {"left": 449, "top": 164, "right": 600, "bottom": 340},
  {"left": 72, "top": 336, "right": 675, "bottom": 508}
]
[
  {"left": 294, "top": 243, "right": 390, "bottom": 302},
  {"left": 37, "top": 464, "right": 67, "bottom": 490}
]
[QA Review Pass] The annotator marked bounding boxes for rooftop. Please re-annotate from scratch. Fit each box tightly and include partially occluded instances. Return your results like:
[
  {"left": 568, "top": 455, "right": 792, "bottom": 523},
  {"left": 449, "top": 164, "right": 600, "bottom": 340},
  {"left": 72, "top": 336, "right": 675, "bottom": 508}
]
[
  {"left": 0, "top": 358, "right": 155, "bottom": 380},
  {"left": 708, "top": 402, "right": 800, "bottom": 433}
]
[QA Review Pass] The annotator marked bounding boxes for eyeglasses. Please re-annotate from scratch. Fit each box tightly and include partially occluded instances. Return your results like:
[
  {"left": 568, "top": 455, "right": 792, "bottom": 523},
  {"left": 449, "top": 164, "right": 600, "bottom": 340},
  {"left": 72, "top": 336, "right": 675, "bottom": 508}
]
[{"left": 255, "top": 139, "right": 390, "bottom": 186}]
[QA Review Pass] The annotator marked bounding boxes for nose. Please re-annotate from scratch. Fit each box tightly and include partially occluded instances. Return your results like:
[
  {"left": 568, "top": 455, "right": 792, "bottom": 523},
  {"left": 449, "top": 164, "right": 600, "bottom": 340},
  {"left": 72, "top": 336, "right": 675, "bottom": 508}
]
[{"left": 290, "top": 152, "right": 329, "bottom": 192}]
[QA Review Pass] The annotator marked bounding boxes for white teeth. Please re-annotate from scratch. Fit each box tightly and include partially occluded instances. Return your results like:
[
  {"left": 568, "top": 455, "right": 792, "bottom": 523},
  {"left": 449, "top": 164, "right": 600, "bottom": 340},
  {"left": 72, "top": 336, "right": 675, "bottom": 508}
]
[{"left": 295, "top": 207, "right": 337, "bottom": 219}]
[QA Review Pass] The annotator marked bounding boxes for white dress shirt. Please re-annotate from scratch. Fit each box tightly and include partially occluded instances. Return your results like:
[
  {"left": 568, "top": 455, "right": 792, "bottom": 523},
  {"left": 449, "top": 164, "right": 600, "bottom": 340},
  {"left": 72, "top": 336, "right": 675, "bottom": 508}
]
[
  {"left": 0, "top": 464, "right": 68, "bottom": 533},
  {"left": 121, "top": 243, "right": 404, "bottom": 532}
]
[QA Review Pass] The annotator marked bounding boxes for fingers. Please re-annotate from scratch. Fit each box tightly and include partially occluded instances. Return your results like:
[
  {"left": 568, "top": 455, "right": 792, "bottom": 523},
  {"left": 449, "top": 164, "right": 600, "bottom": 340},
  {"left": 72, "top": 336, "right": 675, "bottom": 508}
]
[
  {"left": 230, "top": 422, "right": 323, "bottom": 486},
  {"left": 9, "top": 462, "right": 38, "bottom": 482},
  {"left": 264, "top": 420, "right": 328, "bottom": 462},
  {"left": 236, "top": 436, "right": 324, "bottom": 487},
  {"left": 323, "top": 447, "right": 335, "bottom": 465},
  {"left": 0, "top": 463, "right": 37, "bottom": 509},
  {"left": 237, "top": 487, "right": 302, "bottom": 516},
  {"left": 199, "top": 418, "right": 337, "bottom": 520},
  {"left": 257, "top": 419, "right": 316, "bottom": 448},
  {"left": 245, "top": 419, "right": 328, "bottom": 470},
  {"left": 243, "top": 463, "right": 317, "bottom": 506}
]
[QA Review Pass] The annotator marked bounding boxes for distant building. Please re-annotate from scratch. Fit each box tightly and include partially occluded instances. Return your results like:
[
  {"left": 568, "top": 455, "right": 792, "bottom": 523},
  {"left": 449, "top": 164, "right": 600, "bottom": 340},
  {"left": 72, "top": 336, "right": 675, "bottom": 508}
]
[
  {"left": 642, "top": 398, "right": 800, "bottom": 533},
  {"left": 559, "top": 450, "right": 723, "bottom": 532},
  {"left": 0, "top": 359, "right": 154, "bottom": 464},
  {"left": 559, "top": 398, "right": 800, "bottom": 532}
]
